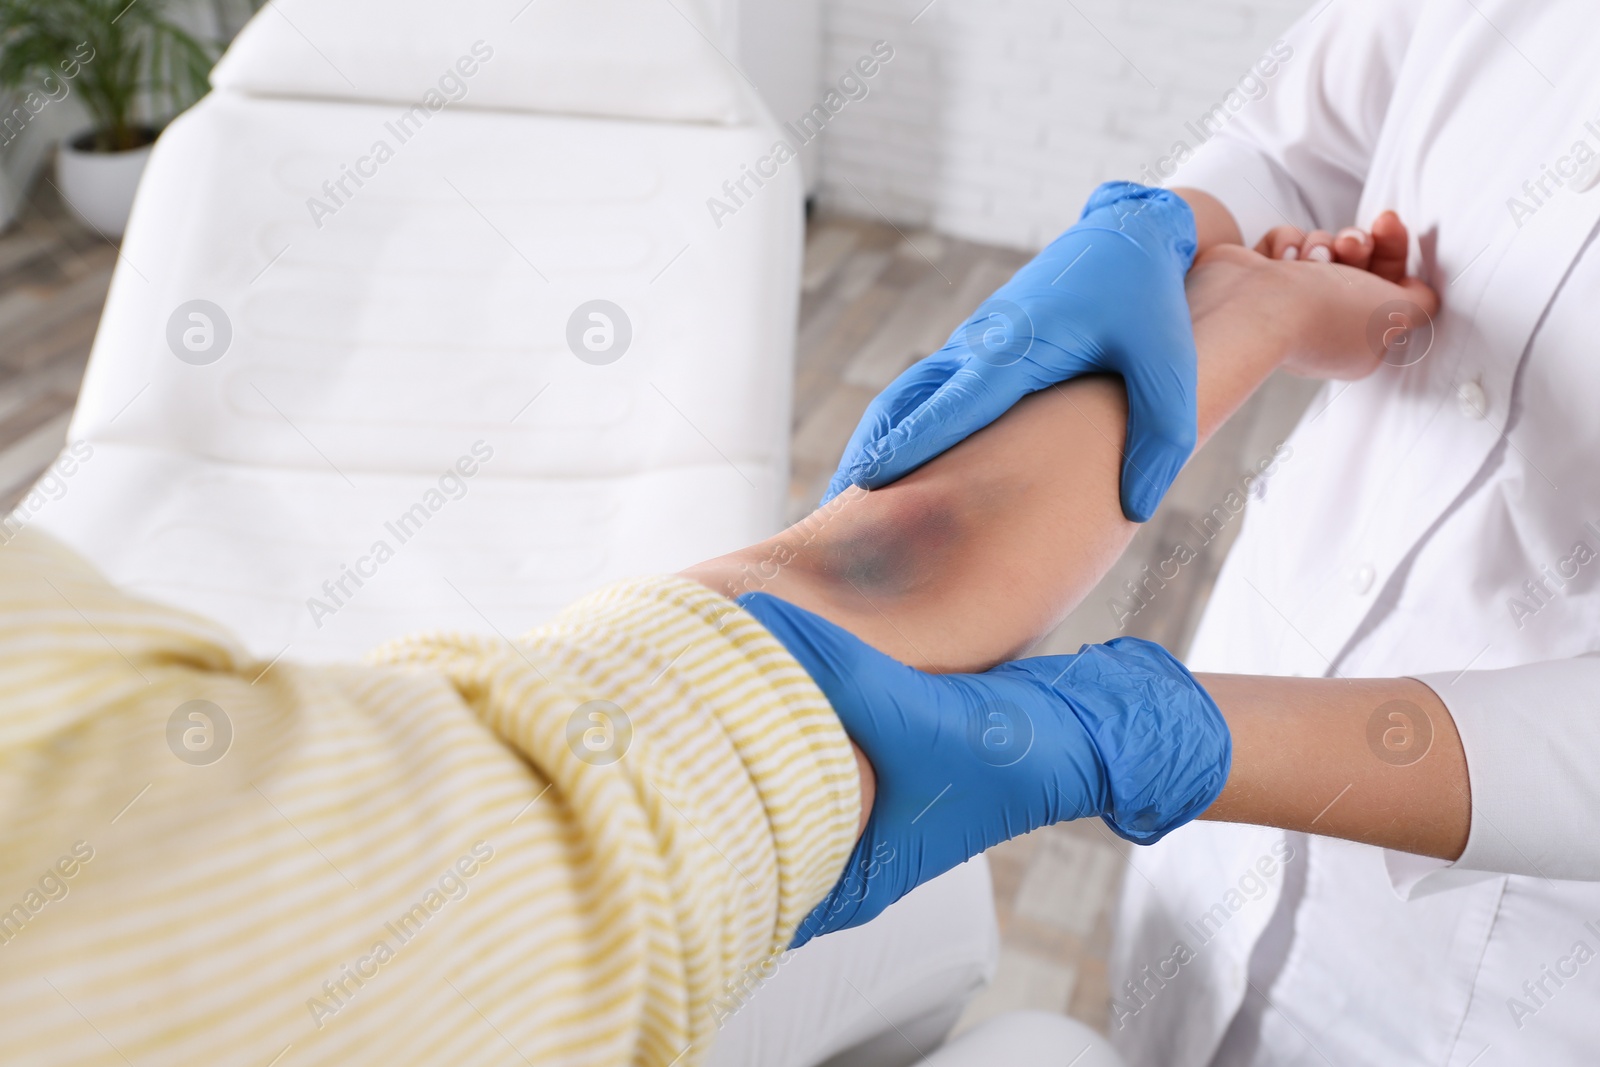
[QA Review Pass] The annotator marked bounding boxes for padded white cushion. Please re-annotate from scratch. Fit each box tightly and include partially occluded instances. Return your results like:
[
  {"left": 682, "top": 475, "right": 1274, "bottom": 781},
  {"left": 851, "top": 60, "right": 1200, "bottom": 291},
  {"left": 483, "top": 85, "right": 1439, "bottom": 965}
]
[
  {"left": 211, "top": 0, "right": 759, "bottom": 125},
  {"left": 40, "top": 445, "right": 771, "bottom": 662},
  {"left": 39, "top": 89, "right": 803, "bottom": 662}
]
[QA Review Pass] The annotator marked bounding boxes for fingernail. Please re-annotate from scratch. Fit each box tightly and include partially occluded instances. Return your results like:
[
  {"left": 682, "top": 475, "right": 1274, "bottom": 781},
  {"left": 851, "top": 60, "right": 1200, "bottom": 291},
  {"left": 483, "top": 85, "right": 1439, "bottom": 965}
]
[
  {"left": 1337, "top": 227, "right": 1368, "bottom": 245},
  {"left": 1307, "top": 245, "right": 1333, "bottom": 263},
  {"left": 1280, "top": 245, "right": 1299, "bottom": 261}
]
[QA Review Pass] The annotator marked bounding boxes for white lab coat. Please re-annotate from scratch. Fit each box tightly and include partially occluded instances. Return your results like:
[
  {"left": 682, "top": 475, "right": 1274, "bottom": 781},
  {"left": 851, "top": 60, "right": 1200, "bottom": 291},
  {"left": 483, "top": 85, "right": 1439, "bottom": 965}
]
[{"left": 1112, "top": 1, "right": 1600, "bottom": 1064}]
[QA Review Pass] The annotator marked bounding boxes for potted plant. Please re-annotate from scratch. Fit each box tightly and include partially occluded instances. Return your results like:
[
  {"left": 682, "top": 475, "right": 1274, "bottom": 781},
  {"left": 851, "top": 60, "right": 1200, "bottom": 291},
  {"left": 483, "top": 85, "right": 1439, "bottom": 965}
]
[{"left": 0, "top": 0, "right": 214, "bottom": 238}]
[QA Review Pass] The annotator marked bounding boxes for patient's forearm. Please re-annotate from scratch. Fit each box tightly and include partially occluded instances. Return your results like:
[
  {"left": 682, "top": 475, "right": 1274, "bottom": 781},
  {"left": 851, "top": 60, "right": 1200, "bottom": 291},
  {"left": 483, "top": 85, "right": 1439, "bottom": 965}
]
[
  {"left": 1174, "top": 187, "right": 1244, "bottom": 255},
  {"left": 684, "top": 255, "right": 1288, "bottom": 672}
]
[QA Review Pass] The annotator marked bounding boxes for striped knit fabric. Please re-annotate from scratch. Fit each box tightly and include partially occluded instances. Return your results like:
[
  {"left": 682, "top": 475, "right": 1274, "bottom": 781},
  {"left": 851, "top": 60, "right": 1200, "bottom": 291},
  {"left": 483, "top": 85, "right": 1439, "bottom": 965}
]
[{"left": 0, "top": 529, "right": 859, "bottom": 1065}]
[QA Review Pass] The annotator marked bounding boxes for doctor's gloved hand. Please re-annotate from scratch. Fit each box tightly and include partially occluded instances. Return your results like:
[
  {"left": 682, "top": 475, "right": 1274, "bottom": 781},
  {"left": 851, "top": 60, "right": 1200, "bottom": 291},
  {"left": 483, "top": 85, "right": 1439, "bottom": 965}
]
[
  {"left": 823, "top": 181, "right": 1201, "bottom": 522},
  {"left": 738, "top": 592, "right": 1230, "bottom": 948}
]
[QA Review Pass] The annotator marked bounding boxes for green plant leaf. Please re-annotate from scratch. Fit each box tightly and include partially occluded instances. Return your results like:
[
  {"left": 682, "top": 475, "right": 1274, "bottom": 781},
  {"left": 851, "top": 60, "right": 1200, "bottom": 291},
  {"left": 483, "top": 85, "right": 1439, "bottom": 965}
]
[{"left": 0, "top": 0, "right": 217, "bottom": 150}]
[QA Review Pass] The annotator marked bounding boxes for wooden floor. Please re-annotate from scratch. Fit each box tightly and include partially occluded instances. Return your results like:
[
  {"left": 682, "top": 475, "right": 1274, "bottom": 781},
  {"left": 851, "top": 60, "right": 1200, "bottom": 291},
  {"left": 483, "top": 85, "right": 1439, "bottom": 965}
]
[
  {"left": 0, "top": 182, "right": 110, "bottom": 512},
  {"left": 0, "top": 183, "right": 1319, "bottom": 1039}
]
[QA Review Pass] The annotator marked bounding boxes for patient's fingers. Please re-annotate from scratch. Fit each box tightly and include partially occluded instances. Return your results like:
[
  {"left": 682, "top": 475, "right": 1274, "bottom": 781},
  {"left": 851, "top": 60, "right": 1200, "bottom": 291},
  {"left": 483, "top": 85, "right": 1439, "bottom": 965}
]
[
  {"left": 1397, "top": 273, "right": 1441, "bottom": 317},
  {"left": 1333, "top": 227, "right": 1374, "bottom": 270},
  {"left": 1255, "top": 217, "right": 1414, "bottom": 283},
  {"left": 1256, "top": 226, "right": 1306, "bottom": 261},
  {"left": 1300, "top": 230, "right": 1336, "bottom": 263},
  {"left": 1366, "top": 211, "right": 1410, "bottom": 283}
]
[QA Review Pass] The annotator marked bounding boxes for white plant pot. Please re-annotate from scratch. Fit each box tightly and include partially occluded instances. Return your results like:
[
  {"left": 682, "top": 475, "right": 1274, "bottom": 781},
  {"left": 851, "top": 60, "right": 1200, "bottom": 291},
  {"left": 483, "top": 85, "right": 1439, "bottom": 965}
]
[{"left": 54, "top": 130, "right": 154, "bottom": 240}]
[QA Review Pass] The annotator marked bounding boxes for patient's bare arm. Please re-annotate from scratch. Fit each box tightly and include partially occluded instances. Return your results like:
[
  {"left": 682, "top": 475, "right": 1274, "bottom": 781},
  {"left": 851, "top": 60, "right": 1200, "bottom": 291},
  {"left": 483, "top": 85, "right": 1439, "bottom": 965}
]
[
  {"left": 685, "top": 244, "right": 1383, "bottom": 673},
  {"left": 685, "top": 380, "right": 1143, "bottom": 672},
  {"left": 686, "top": 241, "right": 1470, "bottom": 862}
]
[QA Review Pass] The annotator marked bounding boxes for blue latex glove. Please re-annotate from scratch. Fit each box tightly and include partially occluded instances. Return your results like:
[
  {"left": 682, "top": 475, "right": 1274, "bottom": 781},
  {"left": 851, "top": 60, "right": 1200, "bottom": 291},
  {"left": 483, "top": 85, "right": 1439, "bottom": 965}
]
[
  {"left": 738, "top": 592, "right": 1230, "bottom": 948},
  {"left": 823, "top": 181, "right": 1199, "bottom": 522}
]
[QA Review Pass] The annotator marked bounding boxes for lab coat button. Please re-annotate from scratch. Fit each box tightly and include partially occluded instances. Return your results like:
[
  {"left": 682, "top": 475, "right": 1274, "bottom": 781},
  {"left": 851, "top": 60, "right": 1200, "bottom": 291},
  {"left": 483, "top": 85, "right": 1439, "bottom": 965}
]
[
  {"left": 1349, "top": 563, "right": 1376, "bottom": 595},
  {"left": 1456, "top": 379, "right": 1488, "bottom": 419}
]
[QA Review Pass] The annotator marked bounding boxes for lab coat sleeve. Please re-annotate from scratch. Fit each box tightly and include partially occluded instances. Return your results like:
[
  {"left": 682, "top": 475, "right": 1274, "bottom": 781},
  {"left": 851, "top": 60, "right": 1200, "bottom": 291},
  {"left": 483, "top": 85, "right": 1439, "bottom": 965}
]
[
  {"left": 1165, "top": 0, "right": 1427, "bottom": 248},
  {"left": 1409, "top": 657, "right": 1600, "bottom": 886}
]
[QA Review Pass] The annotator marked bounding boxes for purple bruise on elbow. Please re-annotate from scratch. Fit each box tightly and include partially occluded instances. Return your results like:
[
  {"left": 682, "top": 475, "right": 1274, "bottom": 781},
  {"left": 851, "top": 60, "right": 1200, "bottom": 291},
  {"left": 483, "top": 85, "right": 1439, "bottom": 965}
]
[{"left": 808, "top": 491, "right": 964, "bottom": 599}]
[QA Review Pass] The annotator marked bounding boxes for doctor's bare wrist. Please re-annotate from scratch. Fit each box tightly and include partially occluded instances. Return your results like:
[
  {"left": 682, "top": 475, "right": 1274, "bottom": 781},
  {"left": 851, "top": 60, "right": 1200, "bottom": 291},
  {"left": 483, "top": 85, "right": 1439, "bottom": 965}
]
[{"left": 1194, "top": 673, "right": 1470, "bottom": 861}]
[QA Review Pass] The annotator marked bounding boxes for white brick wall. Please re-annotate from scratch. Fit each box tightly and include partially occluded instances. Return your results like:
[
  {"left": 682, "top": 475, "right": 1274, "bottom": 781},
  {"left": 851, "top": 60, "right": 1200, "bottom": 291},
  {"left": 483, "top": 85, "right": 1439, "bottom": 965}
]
[{"left": 813, "top": 0, "right": 1314, "bottom": 250}]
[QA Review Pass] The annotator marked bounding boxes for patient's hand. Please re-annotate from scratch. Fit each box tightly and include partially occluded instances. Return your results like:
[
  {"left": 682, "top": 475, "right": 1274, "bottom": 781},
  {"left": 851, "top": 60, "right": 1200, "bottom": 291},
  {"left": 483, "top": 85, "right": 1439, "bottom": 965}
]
[
  {"left": 1190, "top": 213, "right": 1439, "bottom": 382},
  {"left": 1255, "top": 210, "right": 1410, "bottom": 282}
]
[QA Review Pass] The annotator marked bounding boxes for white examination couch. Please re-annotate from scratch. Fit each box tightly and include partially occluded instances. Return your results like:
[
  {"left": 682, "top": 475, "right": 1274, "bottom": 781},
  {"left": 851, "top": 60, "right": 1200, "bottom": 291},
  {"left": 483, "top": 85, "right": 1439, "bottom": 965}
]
[
  {"left": 39, "top": 0, "right": 803, "bottom": 663},
  {"left": 27, "top": 2, "right": 1004, "bottom": 1064}
]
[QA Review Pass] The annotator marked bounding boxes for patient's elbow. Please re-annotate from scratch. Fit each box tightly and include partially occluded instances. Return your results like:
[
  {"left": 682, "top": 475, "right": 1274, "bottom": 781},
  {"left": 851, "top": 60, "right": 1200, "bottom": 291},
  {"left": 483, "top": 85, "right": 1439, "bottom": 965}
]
[{"left": 786, "top": 477, "right": 970, "bottom": 604}]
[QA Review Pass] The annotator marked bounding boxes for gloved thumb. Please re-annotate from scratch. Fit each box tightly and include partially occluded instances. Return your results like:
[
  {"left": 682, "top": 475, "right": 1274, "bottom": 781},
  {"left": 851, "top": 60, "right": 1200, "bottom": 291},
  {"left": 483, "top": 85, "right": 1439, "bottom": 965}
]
[{"left": 1117, "top": 350, "right": 1197, "bottom": 522}]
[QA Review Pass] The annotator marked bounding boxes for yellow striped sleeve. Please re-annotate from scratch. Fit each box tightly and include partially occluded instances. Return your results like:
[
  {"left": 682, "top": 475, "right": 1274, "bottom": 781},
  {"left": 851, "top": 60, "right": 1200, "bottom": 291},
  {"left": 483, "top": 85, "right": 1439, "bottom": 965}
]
[{"left": 0, "top": 529, "right": 858, "bottom": 1067}]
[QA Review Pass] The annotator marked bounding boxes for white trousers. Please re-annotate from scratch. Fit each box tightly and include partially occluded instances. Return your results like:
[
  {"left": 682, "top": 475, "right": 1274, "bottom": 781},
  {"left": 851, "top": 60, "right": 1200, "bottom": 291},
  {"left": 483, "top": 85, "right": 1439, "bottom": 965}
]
[{"left": 705, "top": 857, "right": 1126, "bottom": 1067}]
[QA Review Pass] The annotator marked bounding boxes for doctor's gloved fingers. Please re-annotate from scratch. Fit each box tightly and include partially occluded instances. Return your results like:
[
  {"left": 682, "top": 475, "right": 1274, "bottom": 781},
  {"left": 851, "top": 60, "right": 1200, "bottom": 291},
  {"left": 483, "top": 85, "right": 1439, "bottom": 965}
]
[
  {"left": 823, "top": 358, "right": 963, "bottom": 503},
  {"left": 847, "top": 369, "right": 1009, "bottom": 490},
  {"left": 820, "top": 470, "right": 855, "bottom": 508},
  {"left": 1077, "top": 183, "right": 1199, "bottom": 268}
]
